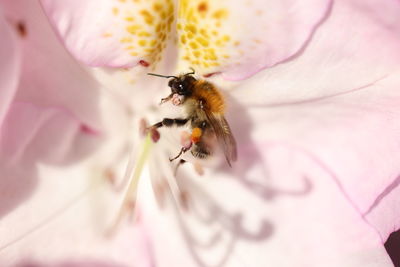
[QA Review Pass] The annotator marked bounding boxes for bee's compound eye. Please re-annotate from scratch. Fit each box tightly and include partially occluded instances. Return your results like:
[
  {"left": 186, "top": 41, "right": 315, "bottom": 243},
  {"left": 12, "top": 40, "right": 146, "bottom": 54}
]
[
  {"left": 178, "top": 83, "right": 186, "bottom": 95},
  {"left": 168, "top": 79, "right": 173, "bottom": 87}
]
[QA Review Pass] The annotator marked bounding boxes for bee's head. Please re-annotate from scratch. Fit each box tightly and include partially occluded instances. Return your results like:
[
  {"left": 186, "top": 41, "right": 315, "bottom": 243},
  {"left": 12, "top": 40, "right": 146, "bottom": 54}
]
[
  {"left": 168, "top": 75, "right": 196, "bottom": 96},
  {"left": 147, "top": 69, "right": 197, "bottom": 97}
]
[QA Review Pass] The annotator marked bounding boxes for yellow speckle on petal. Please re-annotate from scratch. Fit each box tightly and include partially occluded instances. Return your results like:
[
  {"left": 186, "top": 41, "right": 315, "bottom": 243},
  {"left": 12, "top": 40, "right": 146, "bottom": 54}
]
[
  {"left": 199, "top": 28, "right": 208, "bottom": 37},
  {"left": 212, "top": 9, "right": 228, "bottom": 20},
  {"left": 120, "top": 37, "right": 133, "bottom": 43},
  {"left": 112, "top": 7, "right": 119, "bottom": 16},
  {"left": 150, "top": 39, "right": 157, "bottom": 46},
  {"left": 193, "top": 50, "right": 201, "bottom": 58},
  {"left": 126, "top": 25, "right": 141, "bottom": 34},
  {"left": 138, "top": 31, "right": 151, "bottom": 37},
  {"left": 222, "top": 35, "right": 231, "bottom": 42},
  {"left": 140, "top": 10, "right": 154, "bottom": 25},
  {"left": 189, "top": 41, "right": 198, "bottom": 49},
  {"left": 187, "top": 32, "right": 194, "bottom": 39},
  {"left": 196, "top": 36, "right": 209, "bottom": 47},
  {"left": 180, "top": 35, "right": 187, "bottom": 44},
  {"left": 185, "top": 24, "right": 197, "bottom": 34},
  {"left": 138, "top": 39, "right": 147, "bottom": 46},
  {"left": 153, "top": 2, "right": 163, "bottom": 12}
]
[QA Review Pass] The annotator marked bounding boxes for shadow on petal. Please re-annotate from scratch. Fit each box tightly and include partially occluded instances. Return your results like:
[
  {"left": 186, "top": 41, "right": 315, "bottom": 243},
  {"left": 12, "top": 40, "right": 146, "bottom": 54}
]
[
  {"left": 172, "top": 177, "right": 274, "bottom": 267},
  {"left": 222, "top": 93, "right": 313, "bottom": 200}
]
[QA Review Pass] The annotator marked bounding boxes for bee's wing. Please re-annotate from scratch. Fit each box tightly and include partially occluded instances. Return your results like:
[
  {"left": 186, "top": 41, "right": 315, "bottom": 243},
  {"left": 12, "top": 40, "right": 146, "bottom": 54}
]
[{"left": 203, "top": 110, "right": 237, "bottom": 167}]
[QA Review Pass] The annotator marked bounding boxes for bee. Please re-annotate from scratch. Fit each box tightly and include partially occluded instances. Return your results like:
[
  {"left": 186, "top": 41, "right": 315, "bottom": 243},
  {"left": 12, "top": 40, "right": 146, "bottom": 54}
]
[{"left": 148, "top": 69, "right": 237, "bottom": 167}]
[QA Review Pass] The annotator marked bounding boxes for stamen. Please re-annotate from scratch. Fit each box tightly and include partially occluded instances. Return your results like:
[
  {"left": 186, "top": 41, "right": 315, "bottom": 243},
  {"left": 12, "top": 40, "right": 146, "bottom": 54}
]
[
  {"left": 150, "top": 128, "right": 160, "bottom": 142},
  {"left": 179, "top": 191, "right": 190, "bottom": 211},
  {"left": 155, "top": 151, "right": 183, "bottom": 208},
  {"left": 107, "top": 134, "right": 153, "bottom": 235},
  {"left": 139, "top": 118, "right": 148, "bottom": 137},
  {"left": 105, "top": 168, "right": 118, "bottom": 188}
]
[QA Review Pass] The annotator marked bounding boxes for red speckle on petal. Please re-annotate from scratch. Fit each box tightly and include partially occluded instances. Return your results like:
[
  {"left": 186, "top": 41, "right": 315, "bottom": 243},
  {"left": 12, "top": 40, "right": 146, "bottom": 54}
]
[
  {"left": 139, "top": 60, "right": 150, "bottom": 67},
  {"left": 198, "top": 2, "right": 208, "bottom": 13},
  {"left": 16, "top": 21, "right": 27, "bottom": 38},
  {"left": 203, "top": 72, "right": 220, "bottom": 78},
  {"left": 80, "top": 124, "right": 100, "bottom": 135}
]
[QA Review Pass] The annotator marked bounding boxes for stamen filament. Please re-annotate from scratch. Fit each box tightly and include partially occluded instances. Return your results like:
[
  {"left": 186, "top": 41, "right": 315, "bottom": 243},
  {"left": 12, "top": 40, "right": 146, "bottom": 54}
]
[{"left": 107, "top": 134, "right": 153, "bottom": 235}]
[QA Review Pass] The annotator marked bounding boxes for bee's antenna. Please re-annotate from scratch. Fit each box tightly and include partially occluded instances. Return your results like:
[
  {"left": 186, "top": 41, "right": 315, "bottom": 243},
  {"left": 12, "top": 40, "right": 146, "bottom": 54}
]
[
  {"left": 147, "top": 73, "right": 177, "bottom": 79},
  {"left": 185, "top": 67, "right": 195, "bottom": 75}
]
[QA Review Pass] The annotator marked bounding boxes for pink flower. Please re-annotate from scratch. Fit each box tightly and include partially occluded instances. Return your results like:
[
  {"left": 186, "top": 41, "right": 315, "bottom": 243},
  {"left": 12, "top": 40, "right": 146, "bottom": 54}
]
[{"left": 1, "top": 0, "right": 400, "bottom": 266}]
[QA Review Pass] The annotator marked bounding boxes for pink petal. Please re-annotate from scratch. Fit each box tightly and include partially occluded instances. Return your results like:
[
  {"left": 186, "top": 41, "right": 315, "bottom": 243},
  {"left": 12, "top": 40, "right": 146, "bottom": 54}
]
[
  {"left": 176, "top": 0, "right": 332, "bottom": 80},
  {"left": 1, "top": 0, "right": 103, "bottom": 130},
  {"left": 0, "top": 99, "right": 151, "bottom": 265},
  {"left": 0, "top": 155, "right": 153, "bottom": 266},
  {"left": 229, "top": 0, "right": 400, "bottom": 106},
  {"left": 0, "top": 102, "right": 101, "bottom": 218},
  {"left": 0, "top": 0, "right": 105, "bottom": 219},
  {"left": 228, "top": 71, "right": 400, "bottom": 260},
  {"left": 0, "top": 1, "right": 152, "bottom": 265},
  {"left": 40, "top": 0, "right": 175, "bottom": 68},
  {"left": 0, "top": 10, "right": 20, "bottom": 125},
  {"left": 228, "top": 0, "right": 400, "bottom": 242},
  {"left": 0, "top": 102, "right": 100, "bottom": 166}
]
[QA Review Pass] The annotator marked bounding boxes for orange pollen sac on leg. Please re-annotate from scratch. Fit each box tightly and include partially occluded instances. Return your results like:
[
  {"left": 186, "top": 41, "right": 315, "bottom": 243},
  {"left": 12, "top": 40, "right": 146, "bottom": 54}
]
[{"left": 191, "top": 127, "right": 202, "bottom": 143}]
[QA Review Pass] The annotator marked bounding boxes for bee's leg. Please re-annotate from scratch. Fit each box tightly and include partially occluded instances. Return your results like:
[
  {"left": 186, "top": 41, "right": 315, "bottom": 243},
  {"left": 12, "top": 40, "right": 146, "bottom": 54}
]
[
  {"left": 151, "top": 118, "right": 189, "bottom": 129},
  {"left": 174, "top": 159, "right": 186, "bottom": 176},
  {"left": 160, "top": 93, "right": 174, "bottom": 105},
  {"left": 169, "top": 147, "right": 189, "bottom": 162}
]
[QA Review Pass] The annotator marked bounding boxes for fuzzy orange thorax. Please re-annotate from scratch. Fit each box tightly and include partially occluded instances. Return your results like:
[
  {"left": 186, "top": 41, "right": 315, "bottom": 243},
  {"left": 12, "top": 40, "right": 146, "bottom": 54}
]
[{"left": 193, "top": 80, "right": 225, "bottom": 114}]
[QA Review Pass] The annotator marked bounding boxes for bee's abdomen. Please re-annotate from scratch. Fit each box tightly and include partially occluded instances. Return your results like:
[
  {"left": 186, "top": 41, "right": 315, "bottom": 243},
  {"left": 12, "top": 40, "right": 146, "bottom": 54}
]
[{"left": 194, "top": 81, "right": 225, "bottom": 114}]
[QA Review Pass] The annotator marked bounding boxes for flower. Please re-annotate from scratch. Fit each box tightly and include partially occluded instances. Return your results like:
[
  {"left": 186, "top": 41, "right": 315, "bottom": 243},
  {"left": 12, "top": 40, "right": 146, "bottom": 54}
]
[{"left": 2, "top": 0, "right": 400, "bottom": 266}]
